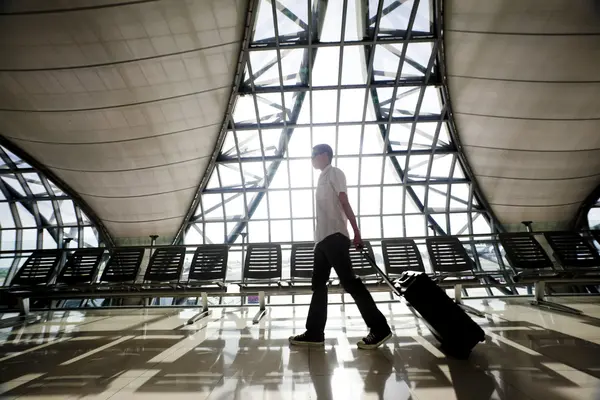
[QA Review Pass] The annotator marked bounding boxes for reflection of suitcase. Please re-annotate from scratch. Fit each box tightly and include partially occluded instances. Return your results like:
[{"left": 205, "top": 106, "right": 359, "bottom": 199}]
[{"left": 361, "top": 249, "right": 485, "bottom": 359}]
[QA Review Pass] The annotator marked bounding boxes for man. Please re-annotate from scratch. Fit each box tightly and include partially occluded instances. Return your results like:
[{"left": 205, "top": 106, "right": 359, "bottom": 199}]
[{"left": 289, "top": 144, "right": 392, "bottom": 349}]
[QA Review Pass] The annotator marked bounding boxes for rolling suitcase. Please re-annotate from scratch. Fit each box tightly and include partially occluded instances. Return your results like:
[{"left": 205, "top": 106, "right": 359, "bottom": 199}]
[{"left": 361, "top": 249, "right": 485, "bottom": 359}]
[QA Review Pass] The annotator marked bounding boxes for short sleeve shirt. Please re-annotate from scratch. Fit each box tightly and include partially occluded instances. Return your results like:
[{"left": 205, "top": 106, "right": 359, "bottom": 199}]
[{"left": 315, "top": 165, "right": 350, "bottom": 243}]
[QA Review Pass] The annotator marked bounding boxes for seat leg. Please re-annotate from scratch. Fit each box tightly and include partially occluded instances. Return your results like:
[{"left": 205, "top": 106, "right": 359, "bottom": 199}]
[
  {"left": 186, "top": 292, "right": 211, "bottom": 325},
  {"left": 18, "top": 298, "right": 30, "bottom": 316},
  {"left": 11, "top": 297, "right": 42, "bottom": 327},
  {"left": 454, "top": 284, "right": 485, "bottom": 318},
  {"left": 252, "top": 291, "right": 267, "bottom": 324},
  {"left": 531, "top": 281, "right": 583, "bottom": 316}
]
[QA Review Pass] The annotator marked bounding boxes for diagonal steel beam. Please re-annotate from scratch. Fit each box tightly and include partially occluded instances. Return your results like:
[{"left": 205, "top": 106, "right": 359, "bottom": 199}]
[{"left": 225, "top": 0, "right": 327, "bottom": 244}]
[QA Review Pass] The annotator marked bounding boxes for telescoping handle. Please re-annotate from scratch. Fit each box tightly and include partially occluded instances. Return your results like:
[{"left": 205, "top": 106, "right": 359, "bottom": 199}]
[{"left": 357, "top": 246, "right": 402, "bottom": 297}]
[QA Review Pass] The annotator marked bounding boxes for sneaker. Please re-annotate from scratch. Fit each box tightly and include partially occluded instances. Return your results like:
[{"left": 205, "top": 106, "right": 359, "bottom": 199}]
[
  {"left": 357, "top": 329, "right": 392, "bottom": 350},
  {"left": 289, "top": 332, "right": 325, "bottom": 347}
]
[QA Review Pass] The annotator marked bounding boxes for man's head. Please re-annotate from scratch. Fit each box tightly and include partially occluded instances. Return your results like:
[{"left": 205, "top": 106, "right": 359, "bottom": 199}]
[{"left": 311, "top": 144, "right": 333, "bottom": 170}]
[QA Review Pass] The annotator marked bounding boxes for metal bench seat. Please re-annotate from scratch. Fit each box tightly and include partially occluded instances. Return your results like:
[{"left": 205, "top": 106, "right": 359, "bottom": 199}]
[
  {"left": 55, "top": 248, "right": 106, "bottom": 286},
  {"left": 381, "top": 238, "right": 426, "bottom": 277},
  {"left": 498, "top": 233, "right": 562, "bottom": 280},
  {"left": 9, "top": 249, "right": 62, "bottom": 289},
  {"left": 238, "top": 243, "right": 283, "bottom": 290},
  {"left": 499, "top": 232, "right": 588, "bottom": 315},
  {"left": 544, "top": 231, "right": 600, "bottom": 273},
  {"left": 237, "top": 243, "right": 283, "bottom": 324}
]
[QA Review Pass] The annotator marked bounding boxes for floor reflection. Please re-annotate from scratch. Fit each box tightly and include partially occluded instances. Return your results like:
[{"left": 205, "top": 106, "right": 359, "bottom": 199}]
[{"left": 0, "top": 300, "right": 599, "bottom": 399}]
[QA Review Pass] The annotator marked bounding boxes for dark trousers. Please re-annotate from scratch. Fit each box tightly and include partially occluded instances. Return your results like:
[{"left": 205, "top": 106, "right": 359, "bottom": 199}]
[{"left": 306, "top": 233, "right": 389, "bottom": 334}]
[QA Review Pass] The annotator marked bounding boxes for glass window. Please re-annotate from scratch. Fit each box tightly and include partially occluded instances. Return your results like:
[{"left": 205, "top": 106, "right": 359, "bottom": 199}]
[
  {"left": 59, "top": 200, "right": 78, "bottom": 225},
  {"left": 360, "top": 187, "right": 381, "bottom": 216},
  {"left": 21, "top": 228, "right": 38, "bottom": 250},
  {"left": 1, "top": 229, "right": 16, "bottom": 251},
  {"left": 292, "top": 219, "right": 314, "bottom": 242},
  {"left": 83, "top": 226, "right": 99, "bottom": 247},
  {"left": 204, "top": 223, "right": 226, "bottom": 244},
  {"left": 360, "top": 217, "right": 381, "bottom": 239},
  {"left": 0, "top": 203, "right": 15, "bottom": 228},
  {"left": 16, "top": 203, "right": 36, "bottom": 228},
  {"left": 589, "top": 208, "right": 600, "bottom": 230},
  {"left": 187, "top": 0, "right": 492, "bottom": 246},
  {"left": 248, "top": 221, "right": 270, "bottom": 243},
  {"left": 291, "top": 190, "right": 313, "bottom": 218},
  {"left": 270, "top": 220, "right": 292, "bottom": 243},
  {"left": 224, "top": 193, "right": 246, "bottom": 220},
  {"left": 405, "top": 215, "right": 426, "bottom": 237},
  {"left": 43, "top": 230, "right": 57, "bottom": 249},
  {"left": 268, "top": 191, "right": 291, "bottom": 219},
  {"left": 383, "top": 215, "right": 403, "bottom": 238}
]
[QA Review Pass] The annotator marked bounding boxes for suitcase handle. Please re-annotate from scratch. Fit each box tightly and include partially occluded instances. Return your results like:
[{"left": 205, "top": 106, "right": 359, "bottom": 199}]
[{"left": 358, "top": 247, "right": 402, "bottom": 297}]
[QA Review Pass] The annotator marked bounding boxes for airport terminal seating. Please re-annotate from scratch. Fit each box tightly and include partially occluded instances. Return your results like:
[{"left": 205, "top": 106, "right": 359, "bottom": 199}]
[{"left": 3, "top": 230, "right": 600, "bottom": 327}]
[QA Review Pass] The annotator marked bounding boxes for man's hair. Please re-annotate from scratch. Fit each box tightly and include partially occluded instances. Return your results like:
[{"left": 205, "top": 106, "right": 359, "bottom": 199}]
[{"left": 312, "top": 144, "right": 333, "bottom": 163}]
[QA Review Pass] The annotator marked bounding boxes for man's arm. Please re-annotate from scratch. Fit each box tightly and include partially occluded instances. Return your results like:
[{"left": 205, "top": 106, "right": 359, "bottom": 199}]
[{"left": 338, "top": 192, "right": 363, "bottom": 248}]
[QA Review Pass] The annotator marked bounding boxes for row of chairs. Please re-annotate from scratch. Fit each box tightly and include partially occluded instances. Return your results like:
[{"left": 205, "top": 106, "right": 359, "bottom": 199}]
[{"left": 3, "top": 231, "right": 600, "bottom": 324}]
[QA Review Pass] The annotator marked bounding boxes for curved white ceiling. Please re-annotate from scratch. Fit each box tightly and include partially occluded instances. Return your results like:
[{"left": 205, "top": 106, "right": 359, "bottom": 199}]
[
  {"left": 0, "top": 0, "right": 248, "bottom": 243},
  {"left": 445, "top": 0, "right": 600, "bottom": 231}
]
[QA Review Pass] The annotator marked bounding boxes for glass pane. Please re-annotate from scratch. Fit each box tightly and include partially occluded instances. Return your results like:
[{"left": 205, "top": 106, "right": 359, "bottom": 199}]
[
  {"left": 37, "top": 201, "right": 56, "bottom": 222},
  {"left": 288, "top": 160, "right": 313, "bottom": 188},
  {"left": 291, "top": 190, "right": 314, "bottom": 218},
  {"left": 312, "top": 47, "right": 340, "bottom": 86},
  {"left": 427, "top": 185, "right": 448, "bottom": 212},
  {"left": 201, "top": 194, "right": 224, "bottom": 220},
  {"left": 341, "top": 45, "right": 367, "bottom": 85},
  {"left": 271, "top": 162, "right": 290, "bottom": 189},
  {"left": 232, "top": 95, "right": 257, "bottom": 124},
  {"left": 248, "top": 221, "right": 270, "bottom": 243},
  {"left": 2, "top": 176, "right": 26, "bottom": 196},
  {"left": 16, "top": 203, "right": 36, "bottom": 227},
  {"left": 311, "top": 90, "right": 337, "bottom": 123},
  {"left": 269, "top": 191, "right": 291, "bottom": 219},
  {"left": 0, "top": 203, "right": 15, "bottom": 228},
  {"left": 589, "top": 208, "right": 600, "bottom": 230},
  {"left": 382, "top": 186, "right": 403, "bottom": 214},
  {"left": 450, "top": 213, "right": 470, "bottom": 235},
  {"left": 337, "top": 125, "right": 362, "bottom": 155},
  {"left": 360, "top": 158, "right": 383, "bottom": 185},
  {"left": 472, "top": 214, "right": 492, "bottom": 235},
  {"left": 205, "top": 223, "right": 226, "bottom": 244},
  {"left": 339, "top": 89, "right": 367, "bottom": 123},
  {"left": 1, "top": 229, "right": 16, "bottom": 251},
  {"left": 22, "top": 173, "right": 48, "bottom": 196},
  {"left": 288, "top": 128, "right": 312, "bottom": 157},
  {"left": 293, "top": 219, "right": 314, "bottom": 242},
  {"left": 253, "top": 0, "right": 276, "bottom": 41},
  {"left": 221, "top": 131, "right": 238, "bottom": 158},
  {"left": 360, "top": 217, "right": 381, "bottom": 239},
  {"left": 224, "top": 193, "right": 246, "bottom": 220},
  {"left": 83, "top": 226, "right": 99, "bottom": 247},
  {"left": 360, "top": 187, "right": 381, "bottom": 216},
  {"left": 218, "top": 164, "right": 243, "bottom": 188},
  {"left": 22, "top": 229, "right": 37, "bottom": 250},
  {"left": 43, "top": 230, "right": 57, "bottom": 249},
  {"left": 383, "top": 215, "right": 403, "bottom": 238},
  {"left": 320, "top": 0, "right": 343, "bottom": 42},
  {"left": 270, "top": 220, "right": 292, "bottom": 243},
  {"left": 242, "top": 162, "right": 266, "bottom": 187},
  {"left": 405, "top": 215, "right": 426, "bottom": 237}
]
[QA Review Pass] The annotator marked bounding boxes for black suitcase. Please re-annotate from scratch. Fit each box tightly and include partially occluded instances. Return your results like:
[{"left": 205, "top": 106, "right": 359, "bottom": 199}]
[{"left": 361, "top": 249, "right": 485, "bottom": 359}]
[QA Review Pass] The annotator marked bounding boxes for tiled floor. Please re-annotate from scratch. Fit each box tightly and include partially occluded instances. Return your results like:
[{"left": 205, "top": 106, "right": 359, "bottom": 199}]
[{"left": 1, "top": 297, "right": 600, "bottom": 399}]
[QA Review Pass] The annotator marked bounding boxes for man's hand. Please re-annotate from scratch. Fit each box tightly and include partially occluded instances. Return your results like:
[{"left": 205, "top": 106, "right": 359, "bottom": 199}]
[{"left": 353, "top": 231, "right": 364, "bottom": 249}]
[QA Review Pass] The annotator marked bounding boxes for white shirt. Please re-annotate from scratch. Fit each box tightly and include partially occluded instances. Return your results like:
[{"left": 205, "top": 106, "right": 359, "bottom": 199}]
[{"left": 315, "top": 165, "right": 350, "bottom": 243}]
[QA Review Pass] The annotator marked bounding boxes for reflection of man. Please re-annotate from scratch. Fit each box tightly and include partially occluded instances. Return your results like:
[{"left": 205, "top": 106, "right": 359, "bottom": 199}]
[{"left": 289, "top": 144, "right": 392, "bottom": 349}]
